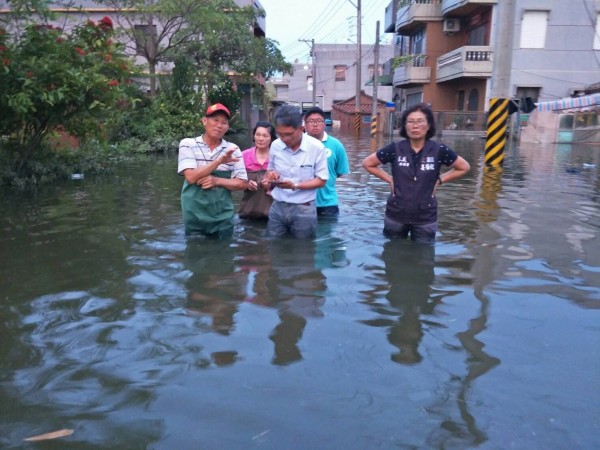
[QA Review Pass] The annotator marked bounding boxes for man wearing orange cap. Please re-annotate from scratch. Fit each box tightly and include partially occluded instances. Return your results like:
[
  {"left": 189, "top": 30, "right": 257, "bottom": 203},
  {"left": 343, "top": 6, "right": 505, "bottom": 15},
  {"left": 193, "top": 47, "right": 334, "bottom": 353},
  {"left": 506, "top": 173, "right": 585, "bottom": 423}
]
[{"left": 178, "top": 103, "right": 248, "bottom": 237}]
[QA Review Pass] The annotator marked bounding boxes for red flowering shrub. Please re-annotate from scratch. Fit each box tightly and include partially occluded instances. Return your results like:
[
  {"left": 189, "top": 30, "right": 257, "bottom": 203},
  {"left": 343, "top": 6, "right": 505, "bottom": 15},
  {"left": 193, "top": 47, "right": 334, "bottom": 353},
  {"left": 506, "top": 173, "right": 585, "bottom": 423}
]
[
  {"left": 99, "top": 16, "right": 113, "bottom": 29},
  {"left": 0, "top": 19, "right": 136, "bottom": 174}
]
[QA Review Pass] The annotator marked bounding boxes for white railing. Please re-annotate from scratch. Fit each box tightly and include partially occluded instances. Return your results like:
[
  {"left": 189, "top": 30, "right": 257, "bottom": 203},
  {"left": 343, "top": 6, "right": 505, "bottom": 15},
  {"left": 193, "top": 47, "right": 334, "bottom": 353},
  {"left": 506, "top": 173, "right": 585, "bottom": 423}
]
[
  {"left": 397, "top": 0, "right": 442, "bottom": 30},
  {"left": 436, "top": 46, "right": 492, "bottom": 82},
  {"left": 393, "top": 54, "right": 431, "bottom": 86}
]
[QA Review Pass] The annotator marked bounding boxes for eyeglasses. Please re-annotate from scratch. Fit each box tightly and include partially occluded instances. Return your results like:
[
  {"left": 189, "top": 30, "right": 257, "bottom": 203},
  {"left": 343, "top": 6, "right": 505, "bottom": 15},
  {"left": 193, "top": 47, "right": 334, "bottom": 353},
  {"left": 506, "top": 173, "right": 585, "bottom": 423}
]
[
  {"left": 406, "top": 119, "right": 427, "bottom": 126},
  {"left": 305, "top": 119, "right": 325, "bottom": 125}
]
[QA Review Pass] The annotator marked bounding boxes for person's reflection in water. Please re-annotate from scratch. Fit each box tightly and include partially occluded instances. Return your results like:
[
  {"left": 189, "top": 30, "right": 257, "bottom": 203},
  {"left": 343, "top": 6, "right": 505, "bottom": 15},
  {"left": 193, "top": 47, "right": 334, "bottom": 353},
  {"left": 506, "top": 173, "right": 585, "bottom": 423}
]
[
  {"left": 363, "top": 240, "right": 437, "bottom": 364},
  {"left": 262, "top": 239, "right": 326, "bottom": 365},
  {"left": 183, "top": 239, "right": 245, "bottom": 339},
  {"left": 315, "top": 219, "right": 350, "bottom": 270}
]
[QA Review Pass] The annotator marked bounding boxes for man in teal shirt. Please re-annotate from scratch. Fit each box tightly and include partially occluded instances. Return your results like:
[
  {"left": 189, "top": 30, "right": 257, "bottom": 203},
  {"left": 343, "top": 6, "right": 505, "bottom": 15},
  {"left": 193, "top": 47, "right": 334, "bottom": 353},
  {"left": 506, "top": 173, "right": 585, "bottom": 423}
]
[{"left": 304, "top": 107, "right": 349, "bottom": 217}]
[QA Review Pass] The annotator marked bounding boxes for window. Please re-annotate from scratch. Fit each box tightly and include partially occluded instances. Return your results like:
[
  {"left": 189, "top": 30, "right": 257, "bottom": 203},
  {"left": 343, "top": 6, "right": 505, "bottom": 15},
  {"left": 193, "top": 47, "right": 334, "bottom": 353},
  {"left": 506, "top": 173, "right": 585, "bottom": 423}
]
[
  {"left": 411, "top": 29, "right": 425, "bottom": 55},
  {"left": 134, "top": 24, "right": 157, "bottom": 56},
  {"left": 467, "top": 24, "right": 487, "bottom": 46},
  {"left": 516, "top": 86, "right": 540, "bottom": 103},
  {"left": 520, "top": 11, "right": 548, "bottom": 49},
  {"left": 368, "top": 64, "right": 382, "bottom": 80},
  {"left": 406, "top": 92, "right": 423, "bottom": 109},
  {"left": 467, "top": 89, "right": 479, "bottom": 111},
  {"left": 334, "top": 65, "right": 346, "bottom": 81},
  {"left": 457, "top": 90, "right": 465, "bottom": 111}
]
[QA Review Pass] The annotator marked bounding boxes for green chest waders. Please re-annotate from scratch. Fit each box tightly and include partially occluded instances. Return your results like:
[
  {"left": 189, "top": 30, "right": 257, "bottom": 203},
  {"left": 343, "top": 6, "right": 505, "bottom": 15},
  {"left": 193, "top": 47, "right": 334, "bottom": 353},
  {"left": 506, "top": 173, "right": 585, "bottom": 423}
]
[{"left": 181, "top": 170, "right": 234, "bottom": 236}]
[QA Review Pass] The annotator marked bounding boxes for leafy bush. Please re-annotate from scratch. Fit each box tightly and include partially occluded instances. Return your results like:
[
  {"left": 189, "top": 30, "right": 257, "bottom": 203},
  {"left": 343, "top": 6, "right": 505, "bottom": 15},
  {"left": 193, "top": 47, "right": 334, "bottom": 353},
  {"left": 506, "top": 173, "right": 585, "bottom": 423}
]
[
  {"left": 110, "top": 80, "right": 249, "bottom": 153},
  {"left": 0, "top": 17, "right": 136, "bottom": 175}
]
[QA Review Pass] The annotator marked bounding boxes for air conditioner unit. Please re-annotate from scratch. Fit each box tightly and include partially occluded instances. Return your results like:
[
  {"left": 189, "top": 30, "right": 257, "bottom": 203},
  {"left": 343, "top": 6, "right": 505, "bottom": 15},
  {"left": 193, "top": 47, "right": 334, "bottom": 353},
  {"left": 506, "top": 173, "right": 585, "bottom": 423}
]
[{"left": 443, "top": 19, "right": 460, "bottom": 33}]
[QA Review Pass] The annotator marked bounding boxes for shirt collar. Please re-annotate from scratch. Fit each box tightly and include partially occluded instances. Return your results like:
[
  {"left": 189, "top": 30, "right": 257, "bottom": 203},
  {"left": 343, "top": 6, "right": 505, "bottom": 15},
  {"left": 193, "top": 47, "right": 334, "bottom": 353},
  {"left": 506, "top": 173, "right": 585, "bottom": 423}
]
[{"left": 199, "top": 135, "right": 228, "bottom": 151}]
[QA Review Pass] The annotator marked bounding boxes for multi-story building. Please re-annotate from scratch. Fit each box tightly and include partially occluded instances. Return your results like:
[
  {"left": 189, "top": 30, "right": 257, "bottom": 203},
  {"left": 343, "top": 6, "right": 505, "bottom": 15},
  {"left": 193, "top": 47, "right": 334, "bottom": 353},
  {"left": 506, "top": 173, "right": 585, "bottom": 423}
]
[
  {"left": 269, "top": 43, "right": 394, "bottom": 119},
  {"left": 385, "top": 0, "right": 600, "bottom": 121}
]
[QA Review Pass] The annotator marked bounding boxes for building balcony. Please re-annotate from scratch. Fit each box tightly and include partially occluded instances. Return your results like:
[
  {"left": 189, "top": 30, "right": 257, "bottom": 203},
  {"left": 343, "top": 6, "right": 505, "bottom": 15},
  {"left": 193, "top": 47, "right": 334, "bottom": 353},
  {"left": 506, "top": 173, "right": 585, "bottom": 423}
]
[
  {"left": 367, "top": 57, "right": 395, "bottom": 86},
  {"left": 396, "top": 0, "right": 442, "bottom": 34},
  {"left": 393, "top": 54, "right": 431, "bottom": 87},
  {"left": 436, "top": 46, "right": 492, "bottom": 83},
  {"left": 441, "top": 0, "right": 497, "bottom": 16},
  {"left": 384, "top": 0, "right": 397, "bottom": 33}
]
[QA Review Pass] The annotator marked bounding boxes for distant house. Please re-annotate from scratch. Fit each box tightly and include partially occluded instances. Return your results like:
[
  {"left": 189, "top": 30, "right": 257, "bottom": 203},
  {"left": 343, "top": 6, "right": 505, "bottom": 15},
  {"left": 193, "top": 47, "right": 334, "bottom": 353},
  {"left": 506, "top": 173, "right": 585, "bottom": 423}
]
[
  {"left": 269, "top": 43, "right": 394, "bottom": 121},
  {"left": 331, "top": 91, "right": 390, "bottom": 134}
]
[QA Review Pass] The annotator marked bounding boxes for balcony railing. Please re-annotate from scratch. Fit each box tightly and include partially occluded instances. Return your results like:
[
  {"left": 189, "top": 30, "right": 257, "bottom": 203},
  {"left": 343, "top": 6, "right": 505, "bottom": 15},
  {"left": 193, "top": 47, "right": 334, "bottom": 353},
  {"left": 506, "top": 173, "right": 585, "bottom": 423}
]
[
  {"left": 436, "top": 46, "right": 492, "bottom": 82},
  {"left": 393, "top": 54, "right": 431, "bottom": 87},
  {"left": 396, "top": 0, "right": 442, "bottom": 33},
  {"left": 441, "top": 0, "right": 497, "bottom": 16},
  {"left": 384, "top": 0, "right": 397, "bottom": 33}
]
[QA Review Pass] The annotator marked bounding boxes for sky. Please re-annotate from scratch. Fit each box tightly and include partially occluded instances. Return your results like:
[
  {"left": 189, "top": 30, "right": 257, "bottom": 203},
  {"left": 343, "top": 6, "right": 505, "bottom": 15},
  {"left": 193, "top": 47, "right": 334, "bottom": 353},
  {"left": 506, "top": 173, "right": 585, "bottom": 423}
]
[{"left": 258, "top": 0, "right": 393, "bottom": 64}]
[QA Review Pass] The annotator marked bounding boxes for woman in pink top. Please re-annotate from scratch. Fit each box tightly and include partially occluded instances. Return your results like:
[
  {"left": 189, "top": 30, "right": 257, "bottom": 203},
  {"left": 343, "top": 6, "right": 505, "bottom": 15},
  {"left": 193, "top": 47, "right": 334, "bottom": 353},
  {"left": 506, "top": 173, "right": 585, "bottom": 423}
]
[{"left": 239, "top": 121, "right": 277, "bottom": 220}]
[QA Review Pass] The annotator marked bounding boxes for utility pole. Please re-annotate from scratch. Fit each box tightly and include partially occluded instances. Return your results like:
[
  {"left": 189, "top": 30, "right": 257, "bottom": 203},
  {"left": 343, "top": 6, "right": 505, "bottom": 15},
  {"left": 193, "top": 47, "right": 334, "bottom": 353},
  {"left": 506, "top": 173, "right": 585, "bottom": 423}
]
[
  {"left": 311, "top": 39, "right": 316, "bottom": 107},
  {"left": 299, "top": 38, "right": 317, "bottom": 108},
  {"left": 349, "top": 0, "right": 361, "bottom": 134},
  {"left": 491, "top": 0, "right": 514, "bottom": 98},
  {"left": 485, "top": 0, "right": 516, "bottom": 167},
  {"left": 370, "top": 20, "right": 380, "bottom": 147}
]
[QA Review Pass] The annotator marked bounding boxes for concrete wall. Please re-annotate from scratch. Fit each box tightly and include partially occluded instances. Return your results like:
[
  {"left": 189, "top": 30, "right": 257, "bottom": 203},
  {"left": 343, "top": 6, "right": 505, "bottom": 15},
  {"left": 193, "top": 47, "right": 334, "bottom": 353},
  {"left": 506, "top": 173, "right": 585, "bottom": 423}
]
[
  {"left": 280, "top": 43, "right": 394, "bottom": 113},
  {"left": 510, "top": 0, "right": 600, "bottom": 101}
]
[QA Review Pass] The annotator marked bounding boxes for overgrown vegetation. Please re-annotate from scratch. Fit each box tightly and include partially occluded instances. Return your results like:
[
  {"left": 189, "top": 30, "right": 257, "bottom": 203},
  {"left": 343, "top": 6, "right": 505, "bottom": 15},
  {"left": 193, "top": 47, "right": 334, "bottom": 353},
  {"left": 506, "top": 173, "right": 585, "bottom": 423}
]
[
  {"left": 0, "top": 14, "right": 136, "bottom": 184},
  {"left": 0, "top": 0, "right": 292, "bottom": 187}
]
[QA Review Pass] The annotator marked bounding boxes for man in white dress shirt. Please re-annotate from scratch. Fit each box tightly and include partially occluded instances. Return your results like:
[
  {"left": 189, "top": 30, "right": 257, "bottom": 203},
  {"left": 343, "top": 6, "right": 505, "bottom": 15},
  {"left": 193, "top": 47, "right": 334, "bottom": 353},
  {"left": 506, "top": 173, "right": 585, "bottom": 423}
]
[{"left": 261, "top": 105, "right": 328, "bottom": 238}]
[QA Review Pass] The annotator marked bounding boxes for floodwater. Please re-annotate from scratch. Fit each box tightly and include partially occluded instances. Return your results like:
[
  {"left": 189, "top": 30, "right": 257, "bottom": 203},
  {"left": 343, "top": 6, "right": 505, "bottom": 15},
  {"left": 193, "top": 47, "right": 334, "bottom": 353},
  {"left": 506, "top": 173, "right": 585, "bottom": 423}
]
[{"left": 0, "top": 133, "right": 599, "bottom": 449}]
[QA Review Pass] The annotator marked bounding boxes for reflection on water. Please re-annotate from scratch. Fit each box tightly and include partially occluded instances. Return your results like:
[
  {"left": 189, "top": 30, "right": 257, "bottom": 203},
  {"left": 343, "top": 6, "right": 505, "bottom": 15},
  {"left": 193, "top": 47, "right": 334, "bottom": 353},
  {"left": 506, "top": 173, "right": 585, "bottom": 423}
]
[
  {"left": 360, "top": 241, "right": 437, "bottom": 365},
  {"left": 0, "top": 137, "right": 599, "bottom": 449}
]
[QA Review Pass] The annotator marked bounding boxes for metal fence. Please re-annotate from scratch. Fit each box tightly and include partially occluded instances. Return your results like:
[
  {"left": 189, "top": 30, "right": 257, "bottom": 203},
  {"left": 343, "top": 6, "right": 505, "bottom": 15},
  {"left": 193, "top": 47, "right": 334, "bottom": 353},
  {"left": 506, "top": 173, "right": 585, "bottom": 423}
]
[{"left": 392, "top": 110, "right": 488, "bottom": 139}]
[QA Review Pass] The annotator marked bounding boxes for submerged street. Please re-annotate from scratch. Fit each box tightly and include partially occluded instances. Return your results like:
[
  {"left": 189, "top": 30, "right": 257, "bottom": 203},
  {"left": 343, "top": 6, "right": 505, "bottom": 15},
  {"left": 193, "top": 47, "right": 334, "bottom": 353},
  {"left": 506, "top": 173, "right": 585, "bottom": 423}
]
[{"left": 1, "top": 133, "right": 599, "bottom": 449}]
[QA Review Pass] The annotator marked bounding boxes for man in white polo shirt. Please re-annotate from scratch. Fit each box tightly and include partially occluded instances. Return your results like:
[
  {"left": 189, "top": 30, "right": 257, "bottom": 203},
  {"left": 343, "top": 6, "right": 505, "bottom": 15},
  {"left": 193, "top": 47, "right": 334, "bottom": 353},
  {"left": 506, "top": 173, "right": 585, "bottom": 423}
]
[
  {"left": 261, "top": 105, "right": 328, "bottom": 238},
  {"left": 178, "top": 103, "right": 248, "bottom": 238}
]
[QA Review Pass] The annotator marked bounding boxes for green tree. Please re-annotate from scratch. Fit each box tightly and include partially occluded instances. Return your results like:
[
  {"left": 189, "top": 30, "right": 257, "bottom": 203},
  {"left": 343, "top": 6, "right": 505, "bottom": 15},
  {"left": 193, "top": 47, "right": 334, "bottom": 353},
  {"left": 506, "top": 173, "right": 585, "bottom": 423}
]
[
  {"left": 0, "top": 16, "right": 135, "bottom": 175},
  {"left": 94, "top": 0, "right": 232, "bottom": 96},
  {"left": 94, "top": 0, "right": 291, "bottom": 100},
  {"left": 179, "top": 1, "right": 291, "bottom": 99}
]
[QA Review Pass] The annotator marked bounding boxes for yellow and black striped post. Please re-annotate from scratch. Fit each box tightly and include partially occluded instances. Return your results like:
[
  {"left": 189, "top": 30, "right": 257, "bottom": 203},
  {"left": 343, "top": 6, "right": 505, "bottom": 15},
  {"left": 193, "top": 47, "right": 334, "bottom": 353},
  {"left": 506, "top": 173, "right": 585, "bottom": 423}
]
[
  {"left": 484, "top": 98, "right": 510, "bottom": 167},
  {"left": 370, "top": 115, "right": 377, "bottom": 138},
  {"left": 354, "top": 111, "right": 361, "bottom": 135},
  {"left": 370, "top": 115, "right": 378, "bottom": 151}
]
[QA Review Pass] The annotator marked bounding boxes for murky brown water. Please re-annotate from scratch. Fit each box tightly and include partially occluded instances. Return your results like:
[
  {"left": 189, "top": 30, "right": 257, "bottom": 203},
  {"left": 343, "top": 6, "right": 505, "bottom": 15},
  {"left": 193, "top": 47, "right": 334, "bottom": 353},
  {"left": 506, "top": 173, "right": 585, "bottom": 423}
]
[{"left": 1, "top": 134, "right": 599, "bottom": 449}]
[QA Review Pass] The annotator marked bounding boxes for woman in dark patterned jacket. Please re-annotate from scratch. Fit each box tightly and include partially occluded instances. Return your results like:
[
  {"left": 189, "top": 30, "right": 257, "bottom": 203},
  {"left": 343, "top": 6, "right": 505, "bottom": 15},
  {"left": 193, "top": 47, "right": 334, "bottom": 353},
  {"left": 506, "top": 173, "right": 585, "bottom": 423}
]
[{"left": 362, "top": 103, "right": 470, "bottom": 244}]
